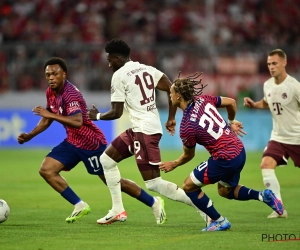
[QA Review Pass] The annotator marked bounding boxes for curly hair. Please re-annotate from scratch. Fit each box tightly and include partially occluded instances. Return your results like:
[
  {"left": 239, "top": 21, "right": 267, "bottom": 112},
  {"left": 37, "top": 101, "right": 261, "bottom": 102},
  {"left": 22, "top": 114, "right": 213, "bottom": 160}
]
[
  {"left": 44, "top": 57, "right": 68, "bottom": 73},
  {"left": 172, "top": 72, "right": 207, "bottom": 101},
  {"left": 105, "top": 38, "right": 131, "bottom": 58}
]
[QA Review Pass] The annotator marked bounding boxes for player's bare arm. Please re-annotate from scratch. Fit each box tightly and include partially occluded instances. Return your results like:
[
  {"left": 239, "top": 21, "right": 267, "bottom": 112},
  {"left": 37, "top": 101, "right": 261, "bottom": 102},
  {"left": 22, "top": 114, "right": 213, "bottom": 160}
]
[
  {"left": 18, "top": 117, "right": 53, "bottom": 144},
  {"left": 33, "top": 106, "right": 82, "bottom": 128},
  {"left": 159, "top": 145, "right": 195, "bottom": 173},
  {"left": 218, "top": 97, "right": 246, "bottom": 137},
  {"left": 156, "top": 74, "right": 177, "bottom": 135},
  {"left": 219, "top": 97, "right": 236, "bottom": 121},
  {"left": 244, "top": 97, "right": 269, "bottom": 109},
  {"left": 88, "top": 102, "right": 124, "bottom": 121}
]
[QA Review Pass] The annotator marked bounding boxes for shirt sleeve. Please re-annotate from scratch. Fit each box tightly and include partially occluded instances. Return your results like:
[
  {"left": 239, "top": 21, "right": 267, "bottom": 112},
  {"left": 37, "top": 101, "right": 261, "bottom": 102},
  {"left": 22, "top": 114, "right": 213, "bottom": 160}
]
[
  {"left": 293, "top": 79, "right": 300, "bottom": 103},
  {"left": 148, "top": 65, "right": 164, "bottom": 87},
  {"left": 46, "top": 88, "right": 51, "bottom": 112},
  {"left": 111, "top": 72, "right": 126, "bottom": 102},
  {"left": 182, "top": 132, "right": 196, "bottom": 148},
  {"left": 64, "top": 91, "right": 82, "bottom": 116}
]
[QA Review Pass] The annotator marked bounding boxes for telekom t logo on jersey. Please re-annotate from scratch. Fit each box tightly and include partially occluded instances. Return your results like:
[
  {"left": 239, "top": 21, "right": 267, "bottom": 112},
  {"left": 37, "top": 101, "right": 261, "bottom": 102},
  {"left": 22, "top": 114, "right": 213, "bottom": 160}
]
[{"left": 273, "top": 102, "right": 283, "bottom": 115}]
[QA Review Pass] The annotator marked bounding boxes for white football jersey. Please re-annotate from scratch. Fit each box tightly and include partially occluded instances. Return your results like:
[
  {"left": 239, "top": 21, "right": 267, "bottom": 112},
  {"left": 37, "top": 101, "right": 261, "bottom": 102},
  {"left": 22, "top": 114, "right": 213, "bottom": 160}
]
[
  {"left": 111, "top": 61, "right": 164, "bottom": 135},
  {"left": 263, "top": 75, "right": 300, "bottom": 144}
]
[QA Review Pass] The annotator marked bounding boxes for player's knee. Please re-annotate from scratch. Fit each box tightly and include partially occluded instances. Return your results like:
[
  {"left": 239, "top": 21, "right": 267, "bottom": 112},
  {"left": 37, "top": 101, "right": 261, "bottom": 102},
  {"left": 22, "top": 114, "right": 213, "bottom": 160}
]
[
  {"left": 182, "top": 182, "right": 191, "bottom": 192},
  {"left": 218, "top": 188, "right": 230, "bottom": 198},
  {"left": 120, "top": 178, "right": 131, "bottom": 192},
  {"left": 100, "top": 152, "right": 117, "bottom": 170},
  {"left": 39, "top": 167, "right": 52, "bottom": 179},
  {"left": 260, "top": 157, "right": 276, "bottom": 169}
]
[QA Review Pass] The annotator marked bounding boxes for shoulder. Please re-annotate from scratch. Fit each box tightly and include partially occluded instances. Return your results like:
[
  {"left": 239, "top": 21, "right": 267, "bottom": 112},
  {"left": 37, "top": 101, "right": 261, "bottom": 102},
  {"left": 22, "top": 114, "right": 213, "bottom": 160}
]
[
  {"left": 286, "top": 75, "right": 300, "bottom": 86},
  {"left": 199, "top": 94, "right": 218, "bottom": 103},
  {"left": 63, "top": 81, "right": 82, "bottom": 98}
]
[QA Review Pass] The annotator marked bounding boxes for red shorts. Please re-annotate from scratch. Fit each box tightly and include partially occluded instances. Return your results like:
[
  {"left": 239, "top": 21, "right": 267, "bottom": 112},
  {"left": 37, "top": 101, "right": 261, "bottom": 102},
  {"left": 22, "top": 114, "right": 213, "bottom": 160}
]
[
  {"left": 263, "top": 140, "right": 300, "bottom": 167},
  {"left": 111, "top": 128, "right": 162, "bottom": 171}
]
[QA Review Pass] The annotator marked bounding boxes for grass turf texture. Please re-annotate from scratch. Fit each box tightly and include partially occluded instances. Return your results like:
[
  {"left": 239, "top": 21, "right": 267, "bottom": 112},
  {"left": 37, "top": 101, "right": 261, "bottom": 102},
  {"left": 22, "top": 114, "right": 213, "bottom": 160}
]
[{"left": 0, "top": 149, "right": 299, "bottom": 250}]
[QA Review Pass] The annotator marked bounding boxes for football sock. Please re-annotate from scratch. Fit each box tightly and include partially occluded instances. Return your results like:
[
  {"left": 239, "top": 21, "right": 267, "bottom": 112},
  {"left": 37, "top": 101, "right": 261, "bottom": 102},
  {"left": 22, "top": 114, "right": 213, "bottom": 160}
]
[
  {"left": 145, "top": 177, "right": 210, "bottom": 222},
  {"left": 227, "top": 186, "right": 260, "bottom": 201},
  {"left": 137, "top": 189, "right": 155, "bottom": 207},
  {"left": 186, "top": 190, "right": 220, "bottom": 221},
  {"left": 100, "top": 152, "right": 125, "bottom": 213},
  {"left": 262, "top": 169, "right": 282, "bottom": 201},
  {"left": 145, "top": 177, "right": 195, "bottom": 205},
  {"left": 61, "top": 186, "right": 81, "bottom": 205}
]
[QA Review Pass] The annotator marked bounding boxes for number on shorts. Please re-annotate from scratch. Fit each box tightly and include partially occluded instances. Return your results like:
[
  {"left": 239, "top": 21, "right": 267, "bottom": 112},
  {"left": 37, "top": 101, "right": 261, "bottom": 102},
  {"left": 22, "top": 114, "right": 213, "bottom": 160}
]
[
  {"left": 196, "top": 161, "right": 208, "bottom": 172},
  {"left": 199, "top": 103, "right": 226, "bottom": 139},
  {"left": 88, "top": 156, "right": 101, "bottom": 172},
  {"left": 134, "top": 141, "right": 141, "bottom": 154},
  {"left": 135, "top": 72, "right": 155, "bottom": 105}
]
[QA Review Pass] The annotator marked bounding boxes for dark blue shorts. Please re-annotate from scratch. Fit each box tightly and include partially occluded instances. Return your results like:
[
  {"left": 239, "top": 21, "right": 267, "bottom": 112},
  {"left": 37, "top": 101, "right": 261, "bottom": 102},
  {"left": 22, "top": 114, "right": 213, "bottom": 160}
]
[
  {"left": 190, "top": 147, "right": 246, "bottom": 187},
  {"left": 47, "top": 140, "right": 107, "bottom": 175}
]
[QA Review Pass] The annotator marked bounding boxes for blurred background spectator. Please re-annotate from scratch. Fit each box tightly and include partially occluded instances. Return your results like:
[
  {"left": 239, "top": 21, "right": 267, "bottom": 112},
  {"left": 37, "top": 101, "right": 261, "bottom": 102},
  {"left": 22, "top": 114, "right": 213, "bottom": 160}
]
[{"left": 0, "top": 0, "right": 299, "bottom": 108}]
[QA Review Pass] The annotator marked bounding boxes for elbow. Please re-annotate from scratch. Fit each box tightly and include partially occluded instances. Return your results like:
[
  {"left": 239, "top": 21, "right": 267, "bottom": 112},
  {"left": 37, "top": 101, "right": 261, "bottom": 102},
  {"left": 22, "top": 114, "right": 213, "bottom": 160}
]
[
  {"left": 113, "top": 109, "right": 123, "bottom": 119},
  {"left": 74, "top": 119, "right": 83, "bottom": 128},
  {"left": 226, "top": 98, "right": 237, "bottom": 111}
]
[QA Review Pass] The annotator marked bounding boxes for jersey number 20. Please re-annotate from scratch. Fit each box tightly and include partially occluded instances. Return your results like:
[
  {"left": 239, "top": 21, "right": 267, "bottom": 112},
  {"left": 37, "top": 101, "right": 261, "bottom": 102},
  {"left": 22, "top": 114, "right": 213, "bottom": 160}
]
[{"left": 199, "top": 103, "right": 228, "bottom": 139}]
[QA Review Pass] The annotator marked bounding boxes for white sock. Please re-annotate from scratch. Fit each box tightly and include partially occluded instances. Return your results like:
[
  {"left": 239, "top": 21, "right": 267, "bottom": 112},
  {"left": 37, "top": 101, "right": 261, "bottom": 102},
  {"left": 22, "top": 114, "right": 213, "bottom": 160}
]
[
  {"left": 145, "top": 177, "right": 210, "bottom": 223},
  {"left": 262, "top": 169, "right": 282, "bottom": 202},
  {"left": 75, "top": 200, "right": 85, "bottom": 208},
  {"left": 100, "top": 153, "right": 124, "bottom": 213}
]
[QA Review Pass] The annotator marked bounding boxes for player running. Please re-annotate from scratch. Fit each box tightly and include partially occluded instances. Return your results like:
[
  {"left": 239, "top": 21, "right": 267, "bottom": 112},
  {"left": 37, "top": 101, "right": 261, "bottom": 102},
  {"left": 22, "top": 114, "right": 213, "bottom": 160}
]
[
  {"left": 17, "top": 57, "right": 165, "bottom": 224},
  {"left": 159, "top": 72, "right": 284, "bottom": 231}
]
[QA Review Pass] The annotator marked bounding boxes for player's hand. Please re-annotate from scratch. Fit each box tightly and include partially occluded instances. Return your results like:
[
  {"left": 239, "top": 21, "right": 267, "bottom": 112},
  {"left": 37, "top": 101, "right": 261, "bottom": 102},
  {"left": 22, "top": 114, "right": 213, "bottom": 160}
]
[
  {"left": 17, "top": 133, "right": 33, "bottom": 144},
  {"left": 244, "top": 97, "right": 255, "bottom": 108},
  {"left": 32, "top": 106, "right": 52, "bottom": 118},
  {"left": 159, "top": 161, "right": 176, "bottom": 173},
  {"left": 165, "top": 119, "right": 176, "bottom": 136},
  {"left": 87, "top": 104, "right": 99, "bottom": 120},
  {"left": 230, "top": 120, "right": 247, "bottom": 137}
]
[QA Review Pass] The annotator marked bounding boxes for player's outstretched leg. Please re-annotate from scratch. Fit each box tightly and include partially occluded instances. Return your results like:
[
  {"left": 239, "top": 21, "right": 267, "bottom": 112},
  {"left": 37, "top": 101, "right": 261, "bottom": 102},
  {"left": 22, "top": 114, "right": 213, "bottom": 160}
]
[
  {"left": 201, "top": 217, "right": 231, "bottom": 232},
  {"left": 97, "top": 210, "right": 127, "bottom": 225},
  {"left": 145, "top": 177, "right": 210, "bottom": 225},
  {"left": 151, "top": 196, "right": 167, "bottom": 224},
  {"left": 260, "top": 189, "right": 284, "bottom": 215},
  {"left": 65, "top": 201, "right": 91, "bottom": 223}
]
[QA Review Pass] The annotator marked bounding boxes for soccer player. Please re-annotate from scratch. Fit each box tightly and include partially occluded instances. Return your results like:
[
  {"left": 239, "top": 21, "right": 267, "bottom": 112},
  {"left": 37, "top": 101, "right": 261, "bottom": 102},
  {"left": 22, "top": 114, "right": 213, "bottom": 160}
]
[
  {"left": 244, "top": 49, "right": 300, "bottom": 218},
  {"left": 17, "top": 57, "right": 165, "bottom": 224},
  {"left": 158, "top": 73, "right": 284, "bottom": 231},
  {"left": 88, "top": 38, "right": 209, "bottom": 225}
]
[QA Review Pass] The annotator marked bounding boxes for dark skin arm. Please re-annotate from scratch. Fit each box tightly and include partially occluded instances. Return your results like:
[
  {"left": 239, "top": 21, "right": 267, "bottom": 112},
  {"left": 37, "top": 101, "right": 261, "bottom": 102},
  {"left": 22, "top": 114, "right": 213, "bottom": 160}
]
[
  {"left": 32, "top": 106, "right": 83, "bottom": 128},
  {"left": 159, "top": 145, "right": 195, "bottom": 173},
  {"left": 87, "top": 74, "right": 177, "bottom": 131},
  {"left": 18, "top": 117, "right": 53, "bottom": 144},
  {"left": 18, "top": 106, "right": 83, "bottom": 144},
  {"left": 156, "top": 74, "right": 177, "bottom": 135},
  {"left": 88, "top": 102, "right": 123, "bottom": 120}
]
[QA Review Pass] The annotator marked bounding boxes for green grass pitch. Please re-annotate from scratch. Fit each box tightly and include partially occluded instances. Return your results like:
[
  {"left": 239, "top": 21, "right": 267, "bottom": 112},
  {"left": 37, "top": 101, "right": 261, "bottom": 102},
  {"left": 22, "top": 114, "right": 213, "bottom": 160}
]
[{"left": 0, "top": 149, "right": 299, "bottom": 250}]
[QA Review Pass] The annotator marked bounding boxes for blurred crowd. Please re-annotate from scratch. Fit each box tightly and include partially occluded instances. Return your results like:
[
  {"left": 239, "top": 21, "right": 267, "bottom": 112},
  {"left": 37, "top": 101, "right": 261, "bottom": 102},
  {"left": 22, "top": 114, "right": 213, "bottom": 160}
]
[{"left": 0, "top": 0, "right": 300, "bottom": 97}]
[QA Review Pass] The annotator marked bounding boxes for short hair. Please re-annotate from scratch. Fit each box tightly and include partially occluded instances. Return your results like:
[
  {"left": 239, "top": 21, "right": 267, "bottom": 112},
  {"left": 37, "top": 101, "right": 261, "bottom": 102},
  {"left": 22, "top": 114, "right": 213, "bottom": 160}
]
[
  {"left": 105, "top": 38, "right": 131, "bottom": 58},
  {"left": 269, "top": 49, "right": 287, "bottom": 60},
  {"left": 44, "top": 57, "right": 68, "bottom": 73},
  {"left": 172, "top": 72, "right": 206, "bottom": 102}
]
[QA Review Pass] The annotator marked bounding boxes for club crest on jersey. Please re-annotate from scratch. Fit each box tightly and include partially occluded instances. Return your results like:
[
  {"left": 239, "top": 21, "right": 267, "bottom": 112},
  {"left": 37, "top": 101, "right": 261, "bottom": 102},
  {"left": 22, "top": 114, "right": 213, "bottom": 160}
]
[
  {"left": 111, "top": 85, "right": 115, "bottom": 95},
  {"left": 70, "top": 101, "right": 79, "bottom": 107},
  {"left": 281, "top": 93, "right": 287, "bottom": 99},
  {"left": 190, "top": 113, "right": 197, "bottom": 122}
]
